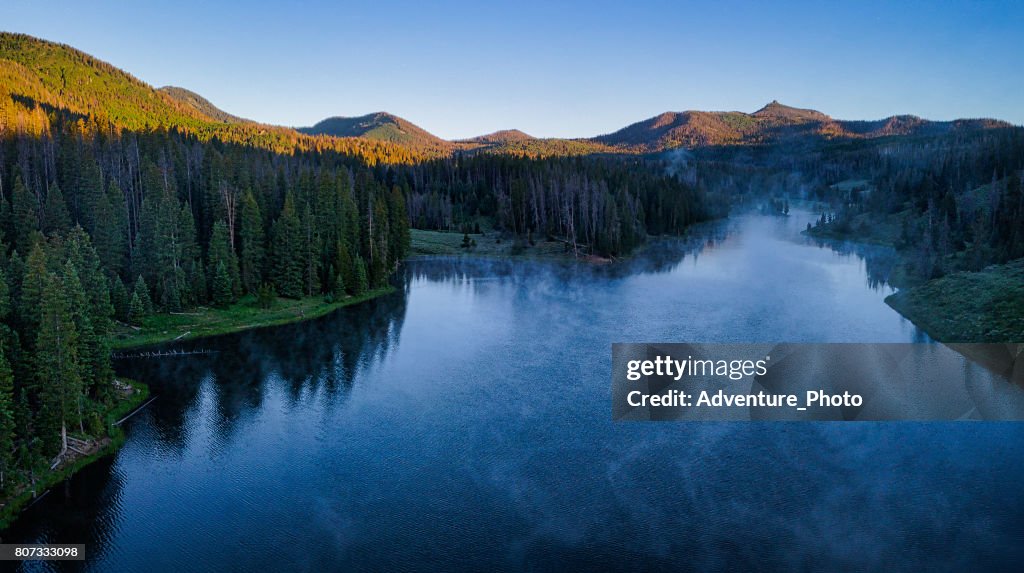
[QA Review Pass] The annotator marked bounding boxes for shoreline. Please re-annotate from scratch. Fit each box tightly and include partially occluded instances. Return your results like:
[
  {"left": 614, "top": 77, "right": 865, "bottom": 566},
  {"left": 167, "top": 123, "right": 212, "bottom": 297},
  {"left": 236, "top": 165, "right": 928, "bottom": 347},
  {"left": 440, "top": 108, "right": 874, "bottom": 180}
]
[
  {"left": 0, "top": 379, "right": 151, "bottom": 531},
  {"left": 410, "top": 219, "right": 730, "bottom": 265},
  {"left": 884, "top": 260, "right": 1024, "bottom": 343},
  {"left": 804, "top": 226, "right": 1024, "bottom": 343},
  {"left": 110, "top": 287, "right": 396, "bottom": 351}
]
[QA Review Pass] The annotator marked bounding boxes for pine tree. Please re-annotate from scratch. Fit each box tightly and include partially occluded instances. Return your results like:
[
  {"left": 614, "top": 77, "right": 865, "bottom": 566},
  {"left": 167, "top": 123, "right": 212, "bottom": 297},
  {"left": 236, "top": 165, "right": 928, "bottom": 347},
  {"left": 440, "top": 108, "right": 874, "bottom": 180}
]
[
  {"left": 92, "top": 181, "right": 128, "bottom": 278},
  {"left": 388, "top": 185, "right": 410, "bottom": 264},
  {"left": 0, "top": 267, "right": 9, "bottom": 322},
  {"left": 18, "top": 238, "right": 49, "bottom": 344},
  {"left": 256, "top": 282, "right": 276, "bottom": 309},
  {"left": 42, "top": 185, "right": 72, "bottom": 236},
  {"left": 174, "top": 202, "right": 200, "bottom": 309},
  {"left": 370, "top": 196, "right": 391, "bottom": 287},
  {"left": 36, "top": 272, "right": 83, "bottom": 457},
  {"left": 127, "top": 292, "right": 146, "bottom": 326},
  {"left": 271, "top": 193, "right": 304, "bottom": 298},
  {"left": 353, "top": 255, "right": 369, "bottom": 296},
  {"left": 336, "top": 238, "right": 357, "bottom": 296},
  {"left": 134, "top": 194, "right": 158, "bottom": 286},
  {"left": 65, "top": 227, "right": 114, "bottom": 336},
  {"left": 62, "top": 246, "right": 113, "bottom": 402},
  {"left": 211, "top": 261, "right": 233, "bottom": 308},
  {"left": 188, "top": 260, "right": 207, "bottom": 307},
  {"left": 207, "top": 220, "right": 241, "bottom": 302},
  {"left": 0, "top": 340, "right": 14, "bottom": 491},
  {"left": 333, "top": 266, "right": 346, "bottom": 300},
  {"left": 60, "top": 261, "right": 100, "bottom": 417},
  {"left": 10, "top": 175, "right": 38, "bottom": 256},
  {"left": 300, "top": 201, "right": 321, "bottom": 297},
  {"left": 111, "top": 276, "right": 130, "bottom": 322},
  {"left": 138, "top": 191, "right": 199, "bottom": 311},
  {"left": 132, "top": 276, "right": 154, "bottom": 315},
  {"left": 75, "top": 153, "right": 105, "bottom": 232},
  {"left": 239, "top": 189, "right": 265, "bottom": 294}
]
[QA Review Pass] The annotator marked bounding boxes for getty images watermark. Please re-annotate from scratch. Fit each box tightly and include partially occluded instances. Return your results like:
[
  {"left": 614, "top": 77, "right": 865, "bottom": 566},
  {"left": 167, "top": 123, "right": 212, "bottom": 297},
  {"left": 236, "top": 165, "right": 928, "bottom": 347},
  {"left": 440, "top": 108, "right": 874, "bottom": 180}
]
[{"left": 612, "top": 343, "right": 1024, "bottom": 421}]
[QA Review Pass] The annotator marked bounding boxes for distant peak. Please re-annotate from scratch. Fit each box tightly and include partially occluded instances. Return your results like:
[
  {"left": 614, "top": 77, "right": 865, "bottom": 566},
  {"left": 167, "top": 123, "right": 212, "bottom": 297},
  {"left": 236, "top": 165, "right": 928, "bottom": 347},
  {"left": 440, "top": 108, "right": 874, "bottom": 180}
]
[
  {"left": 298, "top": 112, "right": 448, "bottom": 149},
  {"left": 369, "top": 111, "right": 400, "bottom": 121},
  {"left": 754, "top": 100, "right": 789, "bottom": 113},
  {"left": 752, "top": 100, "right": 830, "bottom": 121}
]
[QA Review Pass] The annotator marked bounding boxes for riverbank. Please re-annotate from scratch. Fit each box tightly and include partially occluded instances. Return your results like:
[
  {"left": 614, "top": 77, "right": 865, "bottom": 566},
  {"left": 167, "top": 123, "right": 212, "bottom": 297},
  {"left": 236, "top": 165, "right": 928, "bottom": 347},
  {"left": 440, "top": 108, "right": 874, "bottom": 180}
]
[
  {"left": 0, "top": 379, "right": 150, "bottom": 530},
  {"left": 885, "top": 259, "right": 1024, "bottom": 342},
  {"left": 110, "top": 287, "right": 395, "bottom": 350},
  {"left": 804, "top": 211, "right": 905, "bottom": 248},
  {"left": 805, "top": 212, "right": 1024, "bottom": 343},
  {"left": 411, "top": 227, "right": 717, "bottom": 264},
  {"left": 411, "top": 228, "right": 576, "bottom": 259}
]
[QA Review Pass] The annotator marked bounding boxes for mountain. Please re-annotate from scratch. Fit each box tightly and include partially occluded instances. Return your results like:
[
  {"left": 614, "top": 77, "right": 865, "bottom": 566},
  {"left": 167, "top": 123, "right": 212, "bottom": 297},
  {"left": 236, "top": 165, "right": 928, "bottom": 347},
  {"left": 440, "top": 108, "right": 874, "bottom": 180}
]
[
  {"left": 159, "top": 86, "right": 249, "bottom": 124},
  {"left": 0, "top": 32, "right": 214, "bottom": 130},
  {"left": 0, "top": 32, "right": 434, "bottom": 164},
  {"left": 593, "top": 100, "right": 1013, "bottom": 152},
  {"left": 298, "top": 112, "right": 453, "bottom": 153}
]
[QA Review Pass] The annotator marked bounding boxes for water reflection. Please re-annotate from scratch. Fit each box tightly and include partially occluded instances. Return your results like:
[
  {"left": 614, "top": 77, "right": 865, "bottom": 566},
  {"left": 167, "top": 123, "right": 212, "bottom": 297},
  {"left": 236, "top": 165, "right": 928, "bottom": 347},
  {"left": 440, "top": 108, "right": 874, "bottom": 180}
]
[
  {"left": 115, "top": 291, "right": 409, "bottom": 454},
  {"left": 805, "top": 235, "right": 902, "bottom": 291}
]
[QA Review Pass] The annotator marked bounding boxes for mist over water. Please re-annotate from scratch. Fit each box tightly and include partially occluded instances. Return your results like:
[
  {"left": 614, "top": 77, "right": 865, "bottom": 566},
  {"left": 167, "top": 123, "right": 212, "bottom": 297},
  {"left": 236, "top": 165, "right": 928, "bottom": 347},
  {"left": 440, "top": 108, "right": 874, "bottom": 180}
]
[{"left": 6, "top": 211, "right": 1023, "bottom": 571}]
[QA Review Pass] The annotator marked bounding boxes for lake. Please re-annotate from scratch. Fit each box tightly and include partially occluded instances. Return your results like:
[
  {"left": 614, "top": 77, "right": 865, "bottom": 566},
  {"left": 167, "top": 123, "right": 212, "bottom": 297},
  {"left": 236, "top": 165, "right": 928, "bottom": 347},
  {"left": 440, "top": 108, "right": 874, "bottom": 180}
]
[{"left": 6, "top": 210, "right": 1023, "bottom": 571}]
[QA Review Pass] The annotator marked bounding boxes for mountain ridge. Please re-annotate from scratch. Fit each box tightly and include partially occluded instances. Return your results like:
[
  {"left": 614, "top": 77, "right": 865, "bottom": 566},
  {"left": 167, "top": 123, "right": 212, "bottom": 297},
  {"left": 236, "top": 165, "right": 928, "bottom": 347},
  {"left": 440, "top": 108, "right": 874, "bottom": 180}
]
[
  {"left": 591, "top": 101, "right": 1013, "bottom": 152},
  {"left": 1, "top": 32, "right": 1015, "bottom": 160}
]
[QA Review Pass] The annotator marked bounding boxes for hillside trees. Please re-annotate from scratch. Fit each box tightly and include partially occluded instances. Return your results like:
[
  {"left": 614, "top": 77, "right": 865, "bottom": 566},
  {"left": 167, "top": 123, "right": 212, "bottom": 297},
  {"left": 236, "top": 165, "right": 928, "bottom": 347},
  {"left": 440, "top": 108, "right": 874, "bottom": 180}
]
[
  {"left": 800, "top": 127, "right": 1024, "bottom": 279},
  {"left": 400, "top": 155, "right": 716, "bottom": 257}
]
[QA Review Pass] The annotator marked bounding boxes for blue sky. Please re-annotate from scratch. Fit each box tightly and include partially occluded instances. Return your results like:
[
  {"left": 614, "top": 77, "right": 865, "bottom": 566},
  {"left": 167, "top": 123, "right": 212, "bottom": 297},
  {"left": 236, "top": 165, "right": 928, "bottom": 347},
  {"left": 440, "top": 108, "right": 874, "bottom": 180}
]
[{"left": 3, "top": 0, "right": 1022, "bottom": 138}]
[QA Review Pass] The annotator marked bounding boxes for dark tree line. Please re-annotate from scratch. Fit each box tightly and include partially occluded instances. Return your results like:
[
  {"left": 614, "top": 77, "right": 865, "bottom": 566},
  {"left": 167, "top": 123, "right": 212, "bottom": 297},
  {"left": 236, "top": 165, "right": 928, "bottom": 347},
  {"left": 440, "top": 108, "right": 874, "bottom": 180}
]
[
  {"left": 803, "top": 128, "right": 1024, "bottom": 278},
  {"left": 399, "top": 154, "right": 723, "bottom": 257},
  {"left": 1, "top": 114, "right": 412, "bottom": 310}
]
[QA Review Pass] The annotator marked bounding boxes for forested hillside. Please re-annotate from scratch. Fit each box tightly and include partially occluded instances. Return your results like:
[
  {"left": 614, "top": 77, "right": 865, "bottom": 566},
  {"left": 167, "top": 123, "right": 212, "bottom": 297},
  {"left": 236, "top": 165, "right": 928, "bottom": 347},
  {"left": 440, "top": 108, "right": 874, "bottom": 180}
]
[
  {"left": 593, "top": 101, "right": 1012, "bottom": 153},
  {"left": 799, "top": 128, "right": 1024, "bottom": 279},
  {"left": 0, "top": 33, "right": 429, "bottom": 164}
]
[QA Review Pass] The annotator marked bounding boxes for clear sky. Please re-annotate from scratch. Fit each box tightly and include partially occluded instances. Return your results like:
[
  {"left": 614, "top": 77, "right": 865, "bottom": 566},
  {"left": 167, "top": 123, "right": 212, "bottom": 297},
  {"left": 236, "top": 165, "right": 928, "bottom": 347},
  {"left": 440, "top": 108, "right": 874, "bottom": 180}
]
[{"left": 2, "top": 0, "right": 1022, "bottom": 138}]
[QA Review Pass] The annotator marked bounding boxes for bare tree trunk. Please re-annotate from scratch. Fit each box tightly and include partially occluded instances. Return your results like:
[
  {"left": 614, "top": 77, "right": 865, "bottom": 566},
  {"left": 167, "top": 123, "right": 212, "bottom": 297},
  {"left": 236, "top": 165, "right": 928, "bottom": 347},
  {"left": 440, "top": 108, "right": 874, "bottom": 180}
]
[{"left": 221, "top": 181, "right": 238, "bottom": 250}]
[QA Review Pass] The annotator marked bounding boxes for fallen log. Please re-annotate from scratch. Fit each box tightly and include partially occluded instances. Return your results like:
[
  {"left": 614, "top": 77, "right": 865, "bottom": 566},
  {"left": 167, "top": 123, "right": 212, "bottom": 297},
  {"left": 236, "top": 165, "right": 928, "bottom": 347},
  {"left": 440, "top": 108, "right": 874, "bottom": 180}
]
[{"left": 114, "top": 396, "right": 158, "bottom": 426}]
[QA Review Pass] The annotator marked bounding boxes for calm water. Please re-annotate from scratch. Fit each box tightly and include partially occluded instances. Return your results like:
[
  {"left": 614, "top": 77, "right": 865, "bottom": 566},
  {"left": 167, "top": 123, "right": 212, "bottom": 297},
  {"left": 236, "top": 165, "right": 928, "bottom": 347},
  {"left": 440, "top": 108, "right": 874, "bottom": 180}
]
[{"left": 6, "top": 211, "right": 1024, "bottom": 571}]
